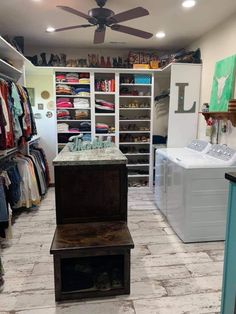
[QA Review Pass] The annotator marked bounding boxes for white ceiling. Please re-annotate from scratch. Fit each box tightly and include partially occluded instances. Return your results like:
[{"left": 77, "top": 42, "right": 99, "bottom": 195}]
[{"left": 0, "top": 0, "right": 236, "bottom": 50}]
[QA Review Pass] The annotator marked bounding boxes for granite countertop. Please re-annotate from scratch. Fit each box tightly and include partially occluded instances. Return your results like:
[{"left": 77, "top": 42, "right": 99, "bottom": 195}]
[
  {"left": 225, "top": 172, "right": 236, "bottom": 183},
  {"left": 53, "top": 144, "right": 127, "bottom": 166}
]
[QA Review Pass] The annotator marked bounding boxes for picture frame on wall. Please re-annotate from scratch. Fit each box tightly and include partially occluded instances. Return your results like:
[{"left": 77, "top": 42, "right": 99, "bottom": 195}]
[
  {"left": 209, "top": 55, "right": 236, "bottom": 112},
  {"left": 26, "top": 87, "right": 35, "bottom": 107}
]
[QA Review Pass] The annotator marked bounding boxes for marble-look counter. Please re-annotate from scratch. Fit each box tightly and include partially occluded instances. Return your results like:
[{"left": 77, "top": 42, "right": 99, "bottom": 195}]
[{"left": 53, "top": 144, "right": 127, "bottom": 166}]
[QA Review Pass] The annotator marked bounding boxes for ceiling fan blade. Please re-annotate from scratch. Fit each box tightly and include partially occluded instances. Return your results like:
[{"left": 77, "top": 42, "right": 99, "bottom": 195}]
[
  {"left": 94, "top": 28, "right": 106, "bottom": 44},
  {"left": 107, "top": 7, "right": 149, "bottom": 24},
  {"left": 53, "top": 24, "right": 94, "bottom": 32},
  {"left": 111, "top": 24, "right": 153, "bottom": 39},
  {"left": 57, "top": 6, "right": 96, "bottom": 23}
]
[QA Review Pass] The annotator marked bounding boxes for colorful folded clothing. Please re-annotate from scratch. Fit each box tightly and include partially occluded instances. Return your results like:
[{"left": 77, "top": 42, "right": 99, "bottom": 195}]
[
  {"left": 82, "top": 134, "right": 92, "bottom": 141},
  {"left": 79, "top": 78, "right": 90, "bottom": 84},
  {"left": 56, "top": 84, "right": 72, "bottom": 95},
  {"left": 79, "top": 121, "right": 91, "bottom": 131},
  {"left": 69, "top": 128, "right": 80, "bottom": 133},
  {"left": 73, "top": 98, "right": 90, "bottom": 109},
  {"left": 75, "top": 110, "right": 89, "bottom": 120},
  {"left": 57, "top": 123, "right": 69, "bottom": 132},
  {"left": 57, "top": 109, "right": 70, "bottom": 120},
  {"left": 95, "top": 99, "right": 115, "bottom": 109},
  {"left": 73, "top": 87, "right": 90, "bottom": 94},
  {"left": 56, "top": 73, "right": 66, "bottom": 82},
  {"left": 56, "top": 97, "right": 73, "bottom": 108}
]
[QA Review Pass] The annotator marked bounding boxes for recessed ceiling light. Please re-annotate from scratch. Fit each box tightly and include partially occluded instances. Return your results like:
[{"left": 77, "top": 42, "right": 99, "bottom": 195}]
[
  {"left": 182, "top": 0, "right": 196, "bottom": 8},
  {"left": 156, "top": 31, "right": 166, "bottom": 39},
  {"left": 46, "top": 26, "right": 55, "bottom": 33}
]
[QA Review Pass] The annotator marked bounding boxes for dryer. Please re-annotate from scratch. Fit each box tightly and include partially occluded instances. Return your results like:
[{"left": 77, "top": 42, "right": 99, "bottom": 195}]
[
  {"left": 155, "top": 144, "right": 236, "bottom": 242},
  {"left": 155, "top": 140, "right": 211, "bottom": 217}
]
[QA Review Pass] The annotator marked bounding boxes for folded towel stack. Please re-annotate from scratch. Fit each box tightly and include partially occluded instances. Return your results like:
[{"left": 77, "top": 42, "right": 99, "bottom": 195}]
[
  {"left": 95, "top": 99, "right": 115, "bottom": 113},
  {"left": 74, "top": 98, "right": 90, "bottom": 109}
]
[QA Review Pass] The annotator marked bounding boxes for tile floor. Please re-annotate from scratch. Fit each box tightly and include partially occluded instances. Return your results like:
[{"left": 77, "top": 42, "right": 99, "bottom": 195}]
[{"left": 0, "top": 188, "right": 224, "bottom": 313}]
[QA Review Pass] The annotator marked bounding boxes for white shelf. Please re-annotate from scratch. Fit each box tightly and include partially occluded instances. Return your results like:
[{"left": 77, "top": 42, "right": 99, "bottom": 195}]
[
  {"left": 58, "top": 131, "right": 91, "bottom": 134},
  {"left": 56, "top": 107, "right": 91, "bottom": 110},
  {"left": 128, "top": 174, "right": 149, "bottom": 178},
  {"left": 56, "top": 82, "right": 90, "bottom": 85},
  {"left": 95, "top": 91, "right": 115, "bottom": 95},
  {"left": 95, "top": 113, "right": 115, "bottom": 116},
  {"left": 0, "top": 36, "right": 30, "bottom": 67},
  {"left": 95, "top": 133, "right": 116, "bottom": 136},
  {"left": 120, "top": 95, "right": 152, "bottom": 98},
  {"left": 120, "top": 83, "right": 152, "bottom": 86},
  {"left": 120, "top": 131, "right": 150, "bottom": 133},
  {"left": 120, "top": 119, "right": 151, "bottom": 122},
  {"left": 119, "top": 108, "right": 151, "bottom": 110},
  {"left": 56, "top": 95, "right": 90, "bottom": 98},
  {"left": 127, "top": 164, "right": 149, "bottom": 167},
  {"left": 57, "top": 120, "right": 91, "bottom": 122},
  {"left": 0, "top": 58, "right": 22, "bottom": 80},
  {"left": 119, "top": 142, "right": 150, "bottom": 145},
  {"left": 124, "top": 153, "right": 150, "bottom": 156}
]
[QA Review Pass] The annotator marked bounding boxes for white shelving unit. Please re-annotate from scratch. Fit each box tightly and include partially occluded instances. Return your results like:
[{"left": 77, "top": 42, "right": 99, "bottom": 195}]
[
  {"left": 51, "top": 69, "right": 155, "bottom": 186},
  {"left": 119, "top": 72, "right": 154, "bottom": 187},
  {"left": 55, "top": 70, "right": 92, "bottom": 152}
]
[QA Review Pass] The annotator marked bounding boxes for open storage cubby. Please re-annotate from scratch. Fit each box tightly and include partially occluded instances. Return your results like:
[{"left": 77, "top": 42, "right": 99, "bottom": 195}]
[{"left": 61, "top": 255, "right": 124, "bottom": 293}]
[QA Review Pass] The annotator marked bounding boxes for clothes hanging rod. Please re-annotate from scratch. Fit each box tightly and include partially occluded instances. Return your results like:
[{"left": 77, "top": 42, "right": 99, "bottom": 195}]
[{"left": 0, "top": 147, "right": 19, "bottom": 161}]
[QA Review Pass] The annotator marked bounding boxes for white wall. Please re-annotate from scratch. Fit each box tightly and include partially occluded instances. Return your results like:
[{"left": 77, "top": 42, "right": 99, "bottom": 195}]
[
  {"left": 26, "top": 74, "right": 57, "bottom": 183},
  {"left": 189, "top": 12, "right": 236, "bottom": 147}
]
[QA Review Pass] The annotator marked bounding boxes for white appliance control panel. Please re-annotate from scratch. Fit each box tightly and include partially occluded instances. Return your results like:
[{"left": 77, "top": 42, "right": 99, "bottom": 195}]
[
  {"left": 206, "top": 144, "right": 236, "bottom": 162},
  {"left": 186, "top": 140, "right": 211, "bottom": 153}
]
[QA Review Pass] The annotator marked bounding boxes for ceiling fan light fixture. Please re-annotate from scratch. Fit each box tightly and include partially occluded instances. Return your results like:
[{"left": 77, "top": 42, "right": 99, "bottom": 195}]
[
  {"left": 182, "top": 0, "right": 196, "bottom": 8},
  {"left": 156, "top": 31, "right": 166, "bottom": 39},
  {"left": 46, "top": 26, "right": 56, "bottom": 33}
]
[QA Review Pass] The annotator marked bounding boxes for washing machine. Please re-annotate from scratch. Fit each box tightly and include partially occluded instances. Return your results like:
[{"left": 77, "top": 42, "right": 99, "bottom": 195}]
[
  {"left": 155, "top": 140, "right": 211, "bottom": 217},
  {"left": 155, "top": 143, "right": 236, "bottom": 243}
]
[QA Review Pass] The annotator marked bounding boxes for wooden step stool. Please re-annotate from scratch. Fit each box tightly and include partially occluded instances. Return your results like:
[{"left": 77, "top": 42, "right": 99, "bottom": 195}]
[{"left": 50, "top": 221, "right": 134, "bottom": 301}]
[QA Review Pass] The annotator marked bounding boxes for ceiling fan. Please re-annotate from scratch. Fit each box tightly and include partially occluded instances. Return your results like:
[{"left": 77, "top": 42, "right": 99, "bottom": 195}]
[{"left": 48, "top": 0, "right": 153, "bottom": 44}]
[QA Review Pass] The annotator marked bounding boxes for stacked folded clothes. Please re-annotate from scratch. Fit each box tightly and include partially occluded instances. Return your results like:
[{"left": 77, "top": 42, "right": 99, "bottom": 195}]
[
  {"left": 56, "top": 98, "right": 73, "bottom": 108},
  {"left": 79, "top": 77, "right": 90, "bottom": 84},
  {"left": 57, "top": 123, "right": 69, "bottom": 133},
  {"left": 74, "top": 98, "right": 90, "bottom": 109},
  {"left": 75, "top": 110, "right": 90, "bottom": 120},
  {"left": 57, "top": 109, "right": 71, "bottom": 120},
  {"left": 66, "top": 73, "right": 80, "bottom": 83},
  {"left": 79, "top": 121, "right": 91, "bottom": 132},
  {"left": 68, "top": 128, "right": 80, "bottom": 133},
  {"left": 56, "top": 73, "right": 66, "bottom": 82},
  {"left": 96, "top": 123, "right": 109, "bottom": 133},
  {"left": 82, "top": 134, "right": 92, "bottom": 142},
  {"left": 95, "top": 99, "right": 115, "bottom": 113},
  {"left": 73, "top": 87, "right": 90, "bottom": 97},
  {"left": 56, "top": 84, "right": 72, "bottom": 95}
]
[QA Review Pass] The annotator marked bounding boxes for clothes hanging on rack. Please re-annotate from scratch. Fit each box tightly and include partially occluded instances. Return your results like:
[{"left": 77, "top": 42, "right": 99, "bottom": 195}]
[
  {"left": 0, "top": 146, "right": 50, "bottom": 237},
  {"left": 0, "top": 79, "right": 37, "bottom": 150}
]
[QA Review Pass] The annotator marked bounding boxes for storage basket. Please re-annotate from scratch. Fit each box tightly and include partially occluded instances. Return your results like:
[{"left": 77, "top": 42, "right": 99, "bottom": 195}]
[{"left": 134, "top": 74, "right": 151, "bottom": 84}]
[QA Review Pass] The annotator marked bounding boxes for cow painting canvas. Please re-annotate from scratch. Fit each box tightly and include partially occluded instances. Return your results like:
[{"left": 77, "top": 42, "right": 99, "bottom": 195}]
[{"left": 209, "top": 55, "right": 236, "bottom": 112}]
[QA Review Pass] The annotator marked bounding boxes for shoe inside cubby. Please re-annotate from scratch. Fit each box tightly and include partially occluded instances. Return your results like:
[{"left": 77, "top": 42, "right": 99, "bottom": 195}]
[{"left": 61, "top": 255, "right": 124, "bottom": 293}]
